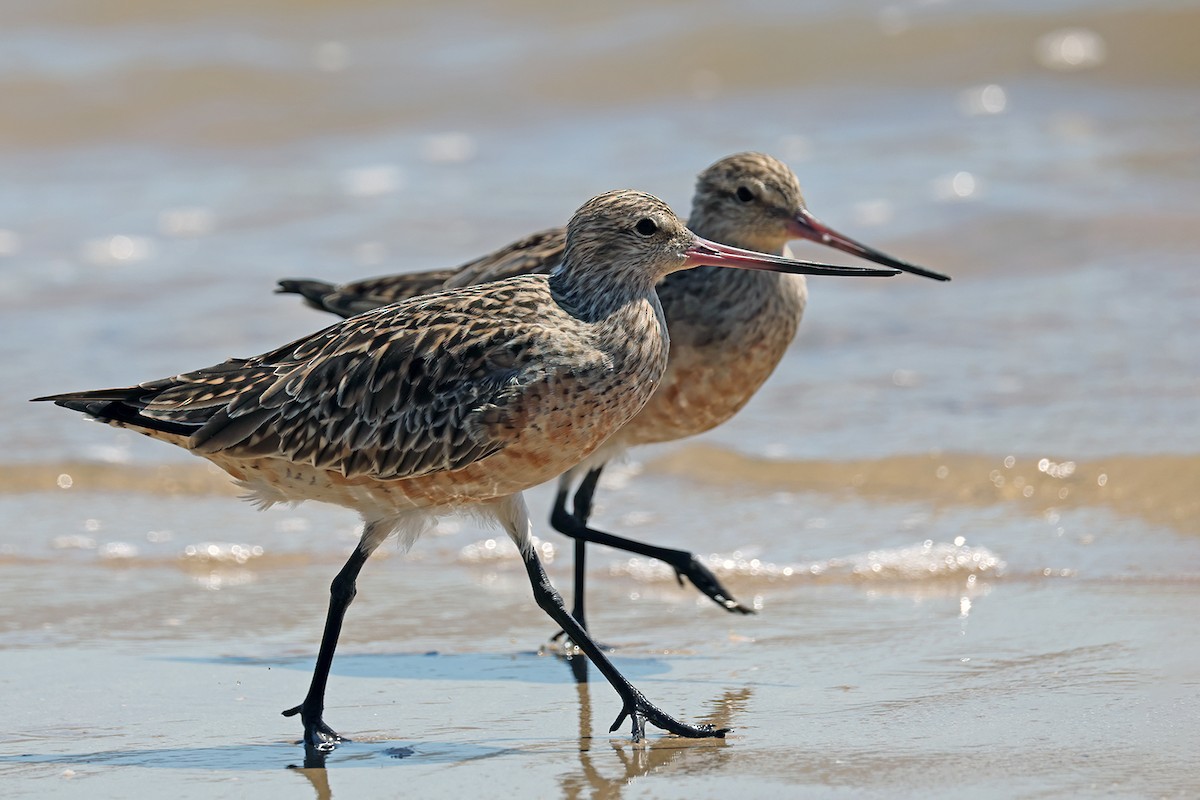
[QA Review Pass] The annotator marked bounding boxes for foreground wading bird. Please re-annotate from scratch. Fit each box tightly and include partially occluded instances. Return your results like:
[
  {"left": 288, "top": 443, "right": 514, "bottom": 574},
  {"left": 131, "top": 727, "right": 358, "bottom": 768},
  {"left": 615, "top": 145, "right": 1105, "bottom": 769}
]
[
  {"left": 279, "top": 153, "right": 950, "bottom": 637},
  {"left": 35, "top": 190, "right": 898, "bottom": 748}
]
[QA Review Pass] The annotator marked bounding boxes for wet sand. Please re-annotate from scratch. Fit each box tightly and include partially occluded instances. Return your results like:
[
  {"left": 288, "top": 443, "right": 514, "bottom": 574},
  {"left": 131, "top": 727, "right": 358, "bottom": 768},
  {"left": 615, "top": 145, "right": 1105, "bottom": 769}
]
[
  {"left": 2, "top": 448, "right": 1198, "bottom": 797},
  {"left": 2, "top": 0, "right": 1199, "bottom": 796}
]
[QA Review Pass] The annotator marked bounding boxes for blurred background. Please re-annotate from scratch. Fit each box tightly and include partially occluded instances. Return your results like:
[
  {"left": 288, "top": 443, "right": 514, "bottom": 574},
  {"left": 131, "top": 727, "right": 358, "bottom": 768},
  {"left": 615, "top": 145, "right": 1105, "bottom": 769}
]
[{"left": 1, "top": 1, "right": 1197, "bottom": 796}]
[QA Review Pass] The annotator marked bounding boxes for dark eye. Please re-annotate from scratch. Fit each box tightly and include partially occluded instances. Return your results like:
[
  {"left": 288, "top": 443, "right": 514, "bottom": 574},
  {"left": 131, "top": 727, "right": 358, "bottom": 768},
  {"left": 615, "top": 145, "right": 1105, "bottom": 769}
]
[
  {"left": 635, "top": 218, "right": 658, "bottom": 236},
  {"left": 736, "top": 186, "right": 755, "bottom": 203}
]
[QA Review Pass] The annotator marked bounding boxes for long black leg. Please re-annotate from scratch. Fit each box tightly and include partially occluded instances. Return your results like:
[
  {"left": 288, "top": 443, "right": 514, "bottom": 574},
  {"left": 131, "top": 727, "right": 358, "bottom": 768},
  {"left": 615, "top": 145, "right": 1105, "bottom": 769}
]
[
  {"left": 549, "top": 468, "right": 604, "bottom": 650},
  {"left": 551, "top": 464, "right": 753, "bottom": 615},
  {"left": 549, "top": 469, "right": 598, "bottom": 631},
  {"left": 571, "top": 466, "right": 603, "bottom": 522},
  {"left": 568, "top": 467, "right": 603, "bottom": 627},
  {"left": 520, "top": 542, "right": 727, "bottom": 741},
  {"left": 282, "top": 546, "right": 370, "bottom": 750},
  {"left": 560, "top": 520, "right": 753, "bottom": 614}
]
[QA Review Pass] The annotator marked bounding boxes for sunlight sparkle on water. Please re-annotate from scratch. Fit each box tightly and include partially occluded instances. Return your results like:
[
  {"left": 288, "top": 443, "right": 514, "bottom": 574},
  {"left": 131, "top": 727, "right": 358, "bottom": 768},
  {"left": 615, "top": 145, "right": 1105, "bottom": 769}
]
[
  {"left": 1037, "top": 28, "right": 1107, "bottom": 71},
  {"left": 934, "top": 171, "right": 978, "bottom": 201},
  {"left": 82, "top": 235, "right": 154, "bottom": 265},
  {"left": 182, "top": 542, "right": 265, "bottom": 565},
  {"left": 459, "top": 536, "right": 555, "bottom": 564},
  {"left": 959, "top": 84, "right": 1008, "bottom": 116},
  {"left": 1038, "top": 458, "right": 1076, "bottom": 479},
  {"left": 100, "top": 542, "right": 139, "bottom": 560},
  {"left": 52, "top": 535, "right": 96, "bottom": 550}
]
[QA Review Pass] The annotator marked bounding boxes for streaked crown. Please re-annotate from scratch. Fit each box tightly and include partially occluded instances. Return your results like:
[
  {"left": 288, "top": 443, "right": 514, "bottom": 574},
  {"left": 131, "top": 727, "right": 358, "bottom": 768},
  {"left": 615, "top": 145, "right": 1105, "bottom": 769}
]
[
  {"left": 690, "top": 152, "right": 807, "bottom": 253},
  {"left": 561, "top": 190, "right": 695, "bottom": 293}
]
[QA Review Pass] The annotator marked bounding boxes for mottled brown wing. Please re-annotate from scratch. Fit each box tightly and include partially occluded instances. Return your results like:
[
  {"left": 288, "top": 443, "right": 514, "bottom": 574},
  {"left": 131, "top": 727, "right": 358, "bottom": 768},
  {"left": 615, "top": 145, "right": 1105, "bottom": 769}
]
[
  {"left": 279, "top": 228, "right": 568, "bottom": 319},
  {"left": 441, "top": 228, "right": 566, "bottom": 288},
  {"left": 275, "top": 269, "right": 463, "bottom": 318},
  {"left": 326, "top": 268, "right": 462, "bottom": 312},
  {"left": 58, "top": 276, "right": 592, "bottom": 481}
]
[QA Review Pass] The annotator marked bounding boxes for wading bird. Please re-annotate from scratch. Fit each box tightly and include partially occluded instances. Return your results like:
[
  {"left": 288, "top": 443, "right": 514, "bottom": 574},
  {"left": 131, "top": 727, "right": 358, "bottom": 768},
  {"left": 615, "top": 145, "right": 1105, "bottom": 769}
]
[
  {"left": 279, "top": 153, "right": 949, "bottom": 637},
  {"left": 36, "top": 190, "right": 898, "bottom": 749}
]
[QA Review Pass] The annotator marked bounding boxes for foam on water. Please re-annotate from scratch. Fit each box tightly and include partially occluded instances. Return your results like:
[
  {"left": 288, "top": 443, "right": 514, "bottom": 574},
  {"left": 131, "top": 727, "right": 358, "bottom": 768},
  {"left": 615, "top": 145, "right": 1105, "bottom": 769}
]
[
  {"left": 612, "top": 539, "right": 1006, "bottom": 585},
  {"left": 454, "top": 531, "right": 1006, "bottom": 590}
]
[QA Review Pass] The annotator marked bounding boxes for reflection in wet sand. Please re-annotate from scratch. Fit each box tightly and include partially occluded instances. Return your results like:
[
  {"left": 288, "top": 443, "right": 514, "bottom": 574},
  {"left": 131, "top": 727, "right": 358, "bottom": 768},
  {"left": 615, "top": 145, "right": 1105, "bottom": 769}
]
[
  {"left": 560, "top": 673, "right": 744, "bottom": 800},
  {"left": 290, "top": 761, "right": 332, "bottom": 800},
  {"left": 277, "top": 657, "right": 747, "bottom": 799}
]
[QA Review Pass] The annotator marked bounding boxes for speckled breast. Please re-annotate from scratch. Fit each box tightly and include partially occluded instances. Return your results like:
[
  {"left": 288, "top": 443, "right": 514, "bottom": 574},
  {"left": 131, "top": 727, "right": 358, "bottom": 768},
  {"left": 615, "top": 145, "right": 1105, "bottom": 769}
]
[{"left": 614, "top": 266, "right": 807, "bottom": 449}]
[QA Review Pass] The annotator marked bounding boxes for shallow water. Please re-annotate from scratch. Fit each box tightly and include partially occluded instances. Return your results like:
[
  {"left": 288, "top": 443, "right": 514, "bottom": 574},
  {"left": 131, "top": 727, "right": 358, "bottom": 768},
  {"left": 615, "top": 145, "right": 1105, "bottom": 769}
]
[{"left": 2, "top": 0, "right": 1198, "bottom": 797}]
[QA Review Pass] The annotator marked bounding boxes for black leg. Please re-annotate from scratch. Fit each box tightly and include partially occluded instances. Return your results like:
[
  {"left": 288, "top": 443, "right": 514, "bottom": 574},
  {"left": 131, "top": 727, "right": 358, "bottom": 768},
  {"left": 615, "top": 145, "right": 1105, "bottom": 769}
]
[
  {"left": 571, "top": 466, "right": 603, "bottom": 523},
  {"left": 549, "top": 479, "right": 578, "bottom": 536},
  {"left": 568, "top": 467, "right": 603, "bottom": 629},
  {"left": 553, "top": 464, "right": 754, "bottom": 615},
  {"left": 282, "top": 546, "right": 370, "bottom": 750},
  {"left": 548, "top": 470, "right": 597, "bottom": 632},
  {"left": 563, "top": 520, "right": 754, "bottom": 613},
  {"left": 553, "top": 465, "right": 753, "bottom": 628},
  {"left": 565, "top": 646, "right": 590, "bottom": 684},
  {"left": 549, "top": 469, "right": 603, "bottom": 648},
  {"left": 570, "top": 539, "right": 589, "bottom": 630},
  {"left": 519, "top": 542, "right": 727, "bottom": 741}
]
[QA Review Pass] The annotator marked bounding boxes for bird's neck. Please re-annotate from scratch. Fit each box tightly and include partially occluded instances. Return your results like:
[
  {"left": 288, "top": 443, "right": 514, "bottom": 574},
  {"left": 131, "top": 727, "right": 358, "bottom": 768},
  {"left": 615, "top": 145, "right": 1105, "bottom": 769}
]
[
  {"left": 548, "top": 267, "right": 658, "bottom": 325},
  {"left": 548, "top": 268, "right": 669, "bottom": 378}
]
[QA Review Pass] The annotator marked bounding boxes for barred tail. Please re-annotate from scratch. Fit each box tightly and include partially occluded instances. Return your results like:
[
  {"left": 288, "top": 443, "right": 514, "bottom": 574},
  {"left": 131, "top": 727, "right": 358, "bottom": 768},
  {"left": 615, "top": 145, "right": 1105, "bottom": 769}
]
[
  {"left": 275, "top": 278, "right": 340, "bottom": 313},
  {"left": 31, "top": 388, "right": 194, "bottom": 437}
]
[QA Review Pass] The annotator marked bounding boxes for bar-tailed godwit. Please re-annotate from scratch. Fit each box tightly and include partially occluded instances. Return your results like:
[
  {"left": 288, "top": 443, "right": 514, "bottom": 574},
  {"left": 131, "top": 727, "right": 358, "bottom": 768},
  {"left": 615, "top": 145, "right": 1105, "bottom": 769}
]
[
  {"left": 36, "top": 190, "right": 898, "bottom": 749},
  {"left": 278, "top": 153, "right": 949, "bottom": 636}
]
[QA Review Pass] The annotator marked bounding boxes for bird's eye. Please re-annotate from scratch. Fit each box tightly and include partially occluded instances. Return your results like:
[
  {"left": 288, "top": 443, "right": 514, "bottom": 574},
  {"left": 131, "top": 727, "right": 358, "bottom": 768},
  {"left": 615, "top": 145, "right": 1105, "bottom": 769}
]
[
  {"left": 635, "top": 218, "right": 658, "bottom": 236},
  {"left": 736, "top": 186, "right": 755, "bottom": 203}
]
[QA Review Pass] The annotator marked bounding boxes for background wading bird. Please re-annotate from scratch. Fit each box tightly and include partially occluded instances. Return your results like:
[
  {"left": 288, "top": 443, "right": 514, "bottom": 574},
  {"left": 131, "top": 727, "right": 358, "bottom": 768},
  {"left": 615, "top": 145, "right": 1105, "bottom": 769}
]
[
  {"left": 278, "top": 153, "right": 949, "bottom": 640},
  {"left": 35, "top": 190, "right": 899, "bottom": 749}
]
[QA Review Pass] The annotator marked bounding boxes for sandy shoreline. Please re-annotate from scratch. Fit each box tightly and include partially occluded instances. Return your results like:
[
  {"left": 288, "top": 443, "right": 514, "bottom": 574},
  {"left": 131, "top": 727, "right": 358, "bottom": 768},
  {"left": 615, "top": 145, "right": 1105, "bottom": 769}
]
[{"left": 5, "top": 444, "right": 1195, "bottom": 533}]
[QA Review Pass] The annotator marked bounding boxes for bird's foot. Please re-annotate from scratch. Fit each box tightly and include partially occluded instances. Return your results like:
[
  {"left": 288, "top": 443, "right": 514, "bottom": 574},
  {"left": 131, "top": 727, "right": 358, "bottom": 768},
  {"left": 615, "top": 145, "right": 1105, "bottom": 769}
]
[
  {"left": 609, "top": 689, "right": 729, "bottom": 742},
  {"left": 671, "top": 554, "right": 756, "bottom": 614},
  {"left": 282, "top": 702, "right": 348, "bottom": 751}
]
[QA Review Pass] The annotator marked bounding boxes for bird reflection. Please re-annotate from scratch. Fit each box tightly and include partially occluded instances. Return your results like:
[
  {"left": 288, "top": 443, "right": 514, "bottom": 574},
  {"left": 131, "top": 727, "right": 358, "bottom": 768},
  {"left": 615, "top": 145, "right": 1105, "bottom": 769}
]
[
  {"left": 563, "top": 650, "right": 590, "bottom": 684},
  {"left": 559, "top": 672, "right": 750, "bottom": 799},
  {"left": 286, "top": 653, "right": 749, "bottom": 800},
  {"left": 289, "top": 753, "right": 333, "bottom": 798}
]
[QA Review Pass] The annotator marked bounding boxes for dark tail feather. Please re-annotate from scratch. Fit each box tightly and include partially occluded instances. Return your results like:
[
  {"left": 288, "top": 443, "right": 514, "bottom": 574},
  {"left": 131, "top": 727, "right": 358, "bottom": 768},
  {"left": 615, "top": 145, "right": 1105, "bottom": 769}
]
[
  {"left": 32, "top": 389, "right": 195, "bottom": 437},
  {"left": 276, "top": 278, "right": 339, "bottom": 312}
]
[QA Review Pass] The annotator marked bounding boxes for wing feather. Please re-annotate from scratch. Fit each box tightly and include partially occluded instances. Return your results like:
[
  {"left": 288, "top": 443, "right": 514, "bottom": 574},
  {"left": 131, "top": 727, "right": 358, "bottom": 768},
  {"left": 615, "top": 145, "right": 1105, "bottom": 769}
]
[
  {"left": 41, "top": 276, "right": 601, "bottom": 483},
  {"left": 278, "top": 228, "right": 568, "bottom": 319}
]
